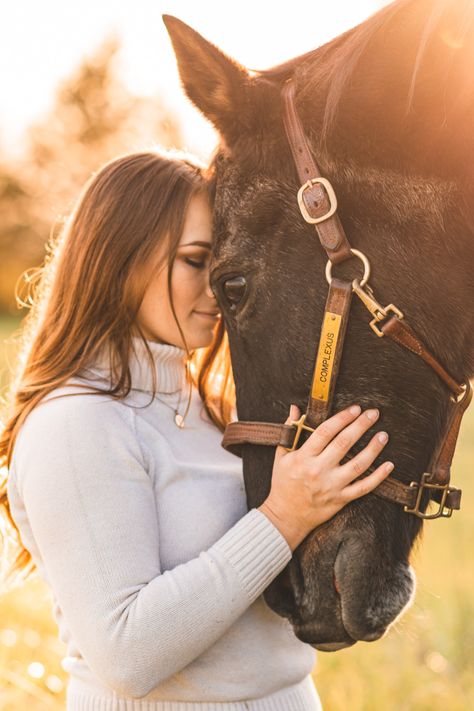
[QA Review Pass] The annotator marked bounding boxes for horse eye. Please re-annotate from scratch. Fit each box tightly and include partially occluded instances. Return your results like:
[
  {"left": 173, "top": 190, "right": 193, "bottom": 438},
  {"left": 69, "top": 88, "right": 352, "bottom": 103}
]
[{"left": 222, "top": 276, "right": 247, "bottom": 311}]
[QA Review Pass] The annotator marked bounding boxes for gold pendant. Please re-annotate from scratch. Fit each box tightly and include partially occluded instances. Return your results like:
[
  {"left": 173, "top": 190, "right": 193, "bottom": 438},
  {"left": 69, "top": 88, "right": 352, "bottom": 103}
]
[{"left": 174, "top": 413, "right": 185, "bottom": 428}]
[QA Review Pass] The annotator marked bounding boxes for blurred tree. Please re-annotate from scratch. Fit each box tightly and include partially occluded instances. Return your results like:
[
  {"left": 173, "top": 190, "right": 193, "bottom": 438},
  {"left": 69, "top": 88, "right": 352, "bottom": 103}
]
[
  {"left": 0, "top": 36, "right": 183, "bottom": 313},
  {"left": 0, "top": 167, "right": 47, "bottom": 313}
]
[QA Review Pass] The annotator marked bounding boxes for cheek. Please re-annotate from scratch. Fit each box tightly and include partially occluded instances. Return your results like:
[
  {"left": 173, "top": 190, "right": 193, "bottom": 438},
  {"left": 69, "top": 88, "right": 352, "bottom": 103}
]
[
  {"left": 171, "top": 264, "right": 202, "bottom": 311},
  {"left": 135, "top": 258, "right": 169, "bottom": 314},
  {"left": 146, "top": 270, "right": 168, "bottom": 303},
  {"left": 138, "top": 278, "right": 168, "bottom": 327}
]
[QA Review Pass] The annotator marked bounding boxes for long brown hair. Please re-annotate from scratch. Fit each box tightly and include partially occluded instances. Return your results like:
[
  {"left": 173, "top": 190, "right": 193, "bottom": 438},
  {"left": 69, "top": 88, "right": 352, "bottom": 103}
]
[{"left": 0, "top": 148, "right": 236, "bottom": 590}]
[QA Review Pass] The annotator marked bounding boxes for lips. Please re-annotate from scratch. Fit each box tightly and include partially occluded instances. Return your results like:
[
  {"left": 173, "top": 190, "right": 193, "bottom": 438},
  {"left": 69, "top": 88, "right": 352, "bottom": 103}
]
[{"left": 194, "top": 310, "right": 221, "bottom": 324}]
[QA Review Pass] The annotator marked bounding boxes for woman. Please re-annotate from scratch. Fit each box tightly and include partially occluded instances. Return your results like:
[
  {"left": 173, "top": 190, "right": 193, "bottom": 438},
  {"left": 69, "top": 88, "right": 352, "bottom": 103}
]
[{"left": 0, "top": 148, "right": 393, "bottom": 710}]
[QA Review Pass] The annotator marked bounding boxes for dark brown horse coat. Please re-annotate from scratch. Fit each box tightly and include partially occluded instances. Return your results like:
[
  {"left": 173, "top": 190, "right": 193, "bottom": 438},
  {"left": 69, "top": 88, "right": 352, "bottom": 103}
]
[{"left": 164, "top": 0, "right": 474, "bottom": 649}]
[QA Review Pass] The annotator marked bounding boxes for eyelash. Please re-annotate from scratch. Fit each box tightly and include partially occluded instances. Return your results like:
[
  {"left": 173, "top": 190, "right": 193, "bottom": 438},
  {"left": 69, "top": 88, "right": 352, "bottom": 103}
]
[{"left": 184, "top": 257, "right": 206, "bottom": 270}]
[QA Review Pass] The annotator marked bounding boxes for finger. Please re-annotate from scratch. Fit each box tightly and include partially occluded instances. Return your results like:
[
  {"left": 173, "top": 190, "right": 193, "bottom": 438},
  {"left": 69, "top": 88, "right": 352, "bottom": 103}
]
[
  {"left": 317, "top": 408, "right": 380, "bottom": 466},
  {"left": 337, "top": 430, "right": 389, "bottom": 487},
  {"left": 340, "top": 460, "right": 394, "bottom": 503},
  {"left": 299, "top": 403, "right": 362, "bottom": 457},
  {"left": 274, "top": 403, "right": 301, "bottom": 463}
]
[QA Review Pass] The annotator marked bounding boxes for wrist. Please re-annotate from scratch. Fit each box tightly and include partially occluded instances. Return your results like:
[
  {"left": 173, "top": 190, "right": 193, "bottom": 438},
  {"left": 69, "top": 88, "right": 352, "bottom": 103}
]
[{"left": 257, "top": 501, "right": 305, "bottom": 552}]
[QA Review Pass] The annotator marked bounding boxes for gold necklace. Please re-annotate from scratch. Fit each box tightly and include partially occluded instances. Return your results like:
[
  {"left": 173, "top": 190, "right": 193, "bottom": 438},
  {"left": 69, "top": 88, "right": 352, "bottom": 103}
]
[{"left": 154, "top": 360, "right": 193, "bottom": 428}]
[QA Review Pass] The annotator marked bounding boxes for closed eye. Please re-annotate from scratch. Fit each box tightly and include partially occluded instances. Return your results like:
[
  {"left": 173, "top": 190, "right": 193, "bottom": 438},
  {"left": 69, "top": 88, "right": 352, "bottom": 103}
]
[{"left": 184, "top": 257, "right": 206, "bottom": 270}]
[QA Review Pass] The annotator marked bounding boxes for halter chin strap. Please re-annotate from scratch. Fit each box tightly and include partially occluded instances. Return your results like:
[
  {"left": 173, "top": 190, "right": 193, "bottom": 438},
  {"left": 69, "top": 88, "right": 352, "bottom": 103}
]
[{"left": 221, "top": 78, "right": 472, "bottom": 520}]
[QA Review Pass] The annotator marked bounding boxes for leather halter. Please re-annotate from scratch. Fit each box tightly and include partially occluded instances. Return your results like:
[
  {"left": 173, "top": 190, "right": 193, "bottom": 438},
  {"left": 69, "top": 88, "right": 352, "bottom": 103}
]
[{"left": 221, "top": 78, "right": 472, "bottom": 520}]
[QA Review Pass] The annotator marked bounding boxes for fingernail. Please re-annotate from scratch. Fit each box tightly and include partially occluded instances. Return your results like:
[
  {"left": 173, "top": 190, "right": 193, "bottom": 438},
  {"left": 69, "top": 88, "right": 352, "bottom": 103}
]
[
  {"left": 366, "top": 408, "right": 379, "bottom": 421},
  {"left": 385, "top": 461, "right": 394, "bottom": 473},
  {"left": 377, "top": 431, "right": 388, "bottom": 443},
  {"left": 349, "top": 404, "right": 361, "bottom": 415}
]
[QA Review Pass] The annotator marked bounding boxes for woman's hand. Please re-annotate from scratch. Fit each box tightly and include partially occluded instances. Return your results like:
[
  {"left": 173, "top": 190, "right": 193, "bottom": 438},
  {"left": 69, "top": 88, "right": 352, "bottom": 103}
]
[{"left": 258, "top": 403, "right": 394, "bottom": 551}]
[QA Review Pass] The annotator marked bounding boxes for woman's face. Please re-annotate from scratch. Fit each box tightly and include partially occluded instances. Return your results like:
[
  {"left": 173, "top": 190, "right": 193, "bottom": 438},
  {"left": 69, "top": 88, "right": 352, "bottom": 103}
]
[{"left": 136, "top": 191, "right": 221, "bottom": 350}]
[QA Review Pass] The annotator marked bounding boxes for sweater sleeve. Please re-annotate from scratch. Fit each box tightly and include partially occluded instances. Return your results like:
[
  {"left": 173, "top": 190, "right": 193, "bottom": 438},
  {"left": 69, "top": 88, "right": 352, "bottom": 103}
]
[{"left": 8, "top": 393, "right": 292, "bottom": 699}]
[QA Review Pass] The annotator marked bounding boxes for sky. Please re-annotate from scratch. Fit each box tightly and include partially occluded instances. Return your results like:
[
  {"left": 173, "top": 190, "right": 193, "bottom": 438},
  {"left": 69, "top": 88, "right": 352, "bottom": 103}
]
[{"left": 0, "top": 0, "right": 389, "bottom": 161}]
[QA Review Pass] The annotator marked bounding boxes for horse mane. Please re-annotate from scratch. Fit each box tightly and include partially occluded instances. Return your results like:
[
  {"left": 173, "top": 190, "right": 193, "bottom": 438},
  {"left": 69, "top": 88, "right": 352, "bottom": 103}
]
[{"left": 257, "top": 0, "right": 474, "bottom": 142}]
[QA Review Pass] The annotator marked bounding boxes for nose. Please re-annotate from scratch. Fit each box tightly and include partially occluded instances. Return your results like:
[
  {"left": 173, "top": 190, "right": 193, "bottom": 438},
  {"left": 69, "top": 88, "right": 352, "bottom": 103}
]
[
  {"left": 205, "top": 270, "right": 217, "bottom": 300},
  {"left": 205, "top": 283, "right": 215, "bottom": 299}
]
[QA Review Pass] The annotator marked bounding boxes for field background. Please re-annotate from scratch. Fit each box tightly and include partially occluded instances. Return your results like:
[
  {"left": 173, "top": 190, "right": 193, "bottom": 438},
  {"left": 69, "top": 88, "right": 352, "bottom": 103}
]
[
  {"left": 1, "top": 3, "right": 473, "bottom": 704},
  {"left": 1, "top": 313, "right": 473, "bottom": 711}
]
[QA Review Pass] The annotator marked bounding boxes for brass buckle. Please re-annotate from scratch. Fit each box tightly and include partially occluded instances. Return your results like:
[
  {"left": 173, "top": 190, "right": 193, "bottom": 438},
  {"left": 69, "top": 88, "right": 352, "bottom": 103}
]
[
  {"left": 370, "top": 304, "right": 404, "bottom": 337},
  {"left": 352, "top": 279, "right": 404, "bottom": 338},
  {"left": 297, "top": 177, "right": 338, "bottom": 224},
  {"left": 450, "top": 381, "right": 470, "bottom": 405},
  {"left": 403, "top": 472, "right": 455, "bottom": 519},
  {"left": 284, "top": 413, "right": 316, "bottom": 452}
]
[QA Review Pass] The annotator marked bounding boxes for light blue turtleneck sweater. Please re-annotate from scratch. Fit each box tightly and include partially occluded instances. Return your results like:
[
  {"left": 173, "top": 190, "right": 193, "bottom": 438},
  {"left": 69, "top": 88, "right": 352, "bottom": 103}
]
[{"left": 7, "top": 338, "right": 320, "bottom": 710}]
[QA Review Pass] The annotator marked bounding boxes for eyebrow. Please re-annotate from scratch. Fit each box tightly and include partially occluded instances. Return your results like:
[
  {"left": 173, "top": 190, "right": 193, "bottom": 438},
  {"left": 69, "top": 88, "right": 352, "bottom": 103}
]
[{"left": 180, "top": 241, "right": 212, "bottom": 249}]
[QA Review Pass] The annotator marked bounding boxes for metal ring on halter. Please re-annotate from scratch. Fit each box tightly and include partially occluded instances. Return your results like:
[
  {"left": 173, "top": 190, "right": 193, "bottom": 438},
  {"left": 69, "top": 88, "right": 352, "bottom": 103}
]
[
  {"left": 325, "top": 248, "right": 371, "bottom": 287},
  {"left": 449, "top": 381, "right": 473, "bottom": 405}
]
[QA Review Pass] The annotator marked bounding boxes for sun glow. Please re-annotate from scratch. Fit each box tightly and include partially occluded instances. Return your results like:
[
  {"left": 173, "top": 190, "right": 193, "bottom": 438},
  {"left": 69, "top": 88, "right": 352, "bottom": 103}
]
[
  {"left": 440, "top": 26, "right": 466, "bottom": 49},
  {"left": 1, "top": 0, "right": 389, "bottom": 161}
]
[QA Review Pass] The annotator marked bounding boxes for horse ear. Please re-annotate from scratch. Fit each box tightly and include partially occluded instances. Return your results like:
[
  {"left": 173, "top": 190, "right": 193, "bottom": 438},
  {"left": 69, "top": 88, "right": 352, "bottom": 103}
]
[{"left": 162, "top": 15, "right": 250, "bottom": 143}]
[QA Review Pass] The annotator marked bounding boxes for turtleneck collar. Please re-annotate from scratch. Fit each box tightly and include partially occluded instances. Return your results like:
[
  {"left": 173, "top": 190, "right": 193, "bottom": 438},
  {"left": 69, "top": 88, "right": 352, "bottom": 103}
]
[{"left": 83, "top": 337, "right": 189, "bottom": 394}]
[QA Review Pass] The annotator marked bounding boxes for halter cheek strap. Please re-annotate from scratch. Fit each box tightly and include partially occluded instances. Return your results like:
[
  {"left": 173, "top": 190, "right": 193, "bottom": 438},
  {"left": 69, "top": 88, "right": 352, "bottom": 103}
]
[{"left": 221, "top": 78, "right": 472, "bottom": 520}]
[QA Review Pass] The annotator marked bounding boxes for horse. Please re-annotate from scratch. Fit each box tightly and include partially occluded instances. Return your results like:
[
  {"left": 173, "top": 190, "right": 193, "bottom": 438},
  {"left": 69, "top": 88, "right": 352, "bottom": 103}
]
[{"left": 163, "top": 0, "right": 474, "bottom": 651}]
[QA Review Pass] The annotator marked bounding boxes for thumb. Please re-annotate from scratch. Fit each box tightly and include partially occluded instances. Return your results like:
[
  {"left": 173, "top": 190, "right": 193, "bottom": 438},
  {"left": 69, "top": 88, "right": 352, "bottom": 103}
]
[{"left": 274, "top": 403, "right": 300, "bottom": 462}]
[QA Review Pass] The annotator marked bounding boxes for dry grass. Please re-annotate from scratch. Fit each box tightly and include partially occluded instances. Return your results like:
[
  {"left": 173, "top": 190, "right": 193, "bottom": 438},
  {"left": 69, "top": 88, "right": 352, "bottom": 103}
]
[{"left": 0, "top": 315, "right": 473, "bottom": 710}]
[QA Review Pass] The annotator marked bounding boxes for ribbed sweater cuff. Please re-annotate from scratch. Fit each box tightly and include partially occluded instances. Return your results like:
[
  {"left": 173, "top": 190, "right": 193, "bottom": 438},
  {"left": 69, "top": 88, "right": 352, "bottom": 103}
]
[{"left": 210, "top": 508, "right": 292, "bottom": 602}]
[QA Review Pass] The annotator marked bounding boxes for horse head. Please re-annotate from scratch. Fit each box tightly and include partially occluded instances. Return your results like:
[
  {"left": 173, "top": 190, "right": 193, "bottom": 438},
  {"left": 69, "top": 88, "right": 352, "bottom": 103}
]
[{"left": 164, "top": 0, "right": 474, "bottom": 650}]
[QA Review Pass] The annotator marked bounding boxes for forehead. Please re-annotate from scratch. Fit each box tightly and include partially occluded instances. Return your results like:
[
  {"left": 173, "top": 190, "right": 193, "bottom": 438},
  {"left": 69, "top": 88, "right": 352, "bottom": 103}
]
[
  {"left": 211, "top": 148, "right": 462, "bottom": 237},
  {"left": 208, "top": 154, "right": 303, "bottom": 277},
  {"left": 179, "top": 191, "right": 213, "bottom": 246},
  {"left": 212, "top": 152, "right": 292, "bottom": 227}
]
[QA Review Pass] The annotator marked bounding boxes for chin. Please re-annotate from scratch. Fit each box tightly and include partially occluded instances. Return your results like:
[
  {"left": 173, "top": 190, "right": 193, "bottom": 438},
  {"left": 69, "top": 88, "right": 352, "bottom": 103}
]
[
  {"left": 192, "top": 335, "right": 215, "bottom": 349},
  {"left": 190, "top": 326, "right": 220, "bottom": 350}
]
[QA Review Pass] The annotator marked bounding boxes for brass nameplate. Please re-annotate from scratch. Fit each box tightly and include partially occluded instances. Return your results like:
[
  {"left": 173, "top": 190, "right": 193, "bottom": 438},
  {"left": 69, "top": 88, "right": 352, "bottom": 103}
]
[{"left": 311, "top": 311, "right": 342, "bottom": 402}]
